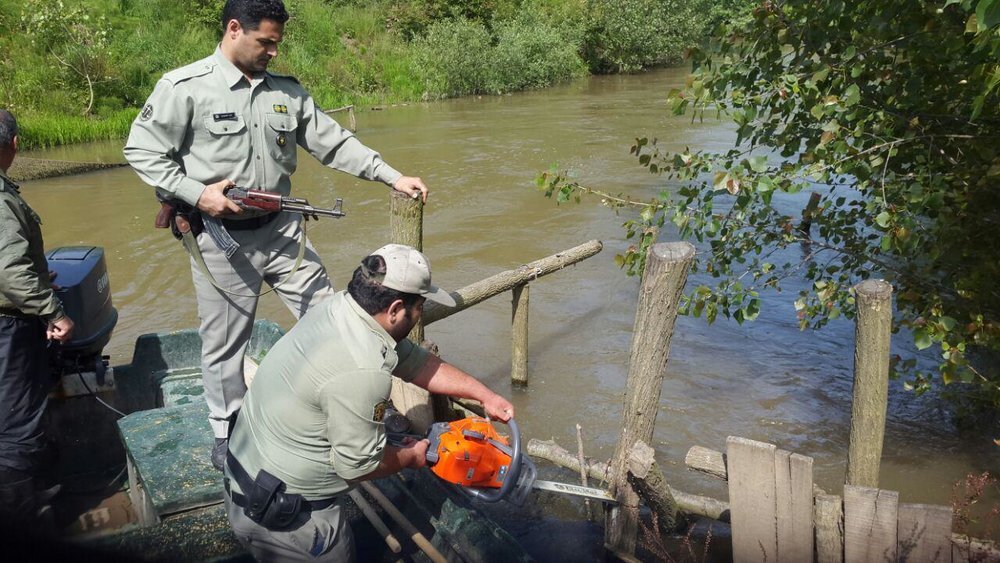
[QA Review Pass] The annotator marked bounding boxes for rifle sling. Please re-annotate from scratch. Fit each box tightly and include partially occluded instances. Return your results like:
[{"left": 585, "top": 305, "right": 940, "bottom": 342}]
[{"left": 178, "top": 216, "right": 308, "bottom": 299}]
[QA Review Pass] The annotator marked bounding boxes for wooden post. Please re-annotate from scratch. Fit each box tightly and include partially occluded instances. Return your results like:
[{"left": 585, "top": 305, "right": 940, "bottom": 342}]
[
  {"left": 846, "top": 279, "right": 893, "bottom": 488},
  {"left": 389, "top": 188, "right": 424, "bottom": 343},
  {"left": 388, "top": 190, "right": 437, "bottom": 429},
  {"left": 605, "top": 242, "right": 695, "bottom": 556},
  {"left": 626, "top": 440, "right": 677, "bottom": 532},
  {"left": 798, "top": 191, "right": 822, "bottom": 236},
  {"left": 815, "top": 494, "right": 844, "bottom": 563},
  {"left": 511, "top": 283, "right": 529, "bottom": 386}
]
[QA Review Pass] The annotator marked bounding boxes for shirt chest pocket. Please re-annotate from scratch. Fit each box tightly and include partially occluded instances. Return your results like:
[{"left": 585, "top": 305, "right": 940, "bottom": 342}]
[
  {"left": 201, "top": 115, "right": 248, "bottom": 164},
  {"left": 266, "top": 113, "right": 298, "bottom": 162}
]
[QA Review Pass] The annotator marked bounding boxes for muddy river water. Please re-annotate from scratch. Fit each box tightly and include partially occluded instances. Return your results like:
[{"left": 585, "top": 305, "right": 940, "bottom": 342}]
[{"left": 22, "top": 67, "right": 998, "bottom": 551}]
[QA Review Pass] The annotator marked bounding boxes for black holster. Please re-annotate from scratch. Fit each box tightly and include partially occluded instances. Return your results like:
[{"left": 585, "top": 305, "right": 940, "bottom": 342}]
[
  {"left": 169, "top": 203, "right": 204, "bottom": 240},
  {"left": 244, "top": 469, "right": 303, "bottom": 530}
]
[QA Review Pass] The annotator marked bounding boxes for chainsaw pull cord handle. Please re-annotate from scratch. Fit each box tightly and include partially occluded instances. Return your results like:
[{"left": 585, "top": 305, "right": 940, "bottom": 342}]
[{"left": 463, "top": 418, "right": 522, "bottom": 504}]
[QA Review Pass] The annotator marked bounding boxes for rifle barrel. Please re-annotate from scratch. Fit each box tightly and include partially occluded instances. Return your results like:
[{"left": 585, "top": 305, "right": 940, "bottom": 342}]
[{"left": 283, "top": 202, "right": 346, "bottom": 218}]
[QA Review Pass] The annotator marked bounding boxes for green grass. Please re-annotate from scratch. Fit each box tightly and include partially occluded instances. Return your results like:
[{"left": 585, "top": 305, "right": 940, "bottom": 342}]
[
  {"left": 0, "top": 0, "right": 748, "bottom": 149},
  {"left": 18, "top": 110, "right": 138, "bottom": 151}
]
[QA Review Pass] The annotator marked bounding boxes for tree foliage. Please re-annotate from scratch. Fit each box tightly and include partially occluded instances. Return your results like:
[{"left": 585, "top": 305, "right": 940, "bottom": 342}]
[
  {"left": 20, "top": 0, "right": 112, "bottom": 115},
  {"left": 540, "top": 0, "right": 1000, "bottom": 413}
]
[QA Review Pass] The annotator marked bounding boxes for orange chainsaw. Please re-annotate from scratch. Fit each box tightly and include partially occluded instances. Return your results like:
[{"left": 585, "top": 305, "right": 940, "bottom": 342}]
[{"left": 388, "top": 415, "right": 616, "bottom": 505}]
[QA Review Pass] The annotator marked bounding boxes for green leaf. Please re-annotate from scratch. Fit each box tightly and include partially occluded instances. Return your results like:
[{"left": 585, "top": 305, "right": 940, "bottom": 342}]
[
  {"left": 875, "top": 211, "right": 892, "bottom": 228},
  {"left": 976, "top": 0, "right": 1000, "bottom": 29},
  {"left": 843, "top": 84, "right": 861, "bottom": 107},
  {"left": 748, "top": 156, "right": 768, "bottom": 173},
  {"left": 914, "top": 328, "right": 933, "bottom": 350}
]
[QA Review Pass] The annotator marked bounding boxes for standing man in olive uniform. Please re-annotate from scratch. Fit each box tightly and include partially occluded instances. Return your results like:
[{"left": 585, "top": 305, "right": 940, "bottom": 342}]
[
  {"left": 0, "top": 109, "right": 75, "bottom": 527},
  {"left": 124, "top": 0, "right": 430, "bottom": 470},
  {"left": 224, "top": 244, "right": 514, "bottom": 561}
]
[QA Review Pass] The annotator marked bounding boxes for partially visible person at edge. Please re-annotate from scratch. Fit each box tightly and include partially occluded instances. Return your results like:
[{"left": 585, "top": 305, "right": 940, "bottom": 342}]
[
  {"left": 123, "top": 0, "right": 430, "bottom": 471},
  {"left": 0, "top": 109, "right": 75, "bottom": 530},
  {"left": 224, "top": 244, "right": 514, "bottom": 561}
]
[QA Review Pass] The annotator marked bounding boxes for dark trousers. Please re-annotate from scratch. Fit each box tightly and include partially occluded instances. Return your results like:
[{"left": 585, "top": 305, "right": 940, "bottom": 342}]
[{"left": 0, "top": 316, "right": 52, "bottom": 523}]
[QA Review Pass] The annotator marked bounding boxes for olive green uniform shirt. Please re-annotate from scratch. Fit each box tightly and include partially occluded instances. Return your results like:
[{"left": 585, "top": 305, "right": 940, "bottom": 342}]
[
  {"left": 124, "top": 47, "right": 402, "bottom": 206},
  {"left": 228, "top": 291, "right": 429, "bottom": 499},
  {"left": 0, "top": 170, "right": 64, "bottom": 321}
]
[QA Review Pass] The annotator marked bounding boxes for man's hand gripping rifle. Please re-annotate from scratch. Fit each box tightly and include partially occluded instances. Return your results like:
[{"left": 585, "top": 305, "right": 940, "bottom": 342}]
[{"left": 155, "top": 188, "right": 345, "bottom": 237}]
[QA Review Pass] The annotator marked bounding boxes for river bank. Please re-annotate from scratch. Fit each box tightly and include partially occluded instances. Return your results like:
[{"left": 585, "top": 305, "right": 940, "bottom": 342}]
[
  {"left": 8, "top": 157, "right": 126, "bottom": 182},
  {"left": 3, "top": 0, "right": 741, "bottom": 150}
]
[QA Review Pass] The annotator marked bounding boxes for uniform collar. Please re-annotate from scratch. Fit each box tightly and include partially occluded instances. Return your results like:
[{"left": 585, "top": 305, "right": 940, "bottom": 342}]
[
  {"left": 213, "top": 45, "right": 255, "bottom": 89},
  {"left": 0, "top": 169, "right": 19, "bottom": 193},
  {"left": 344, "top": 293, "right": 398, "bottom": 351}
]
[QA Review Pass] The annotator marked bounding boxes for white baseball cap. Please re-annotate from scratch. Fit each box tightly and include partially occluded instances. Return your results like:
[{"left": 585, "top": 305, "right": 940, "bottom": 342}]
[{"left": 370, "top": 244, "right": 456, "bottom": 307}]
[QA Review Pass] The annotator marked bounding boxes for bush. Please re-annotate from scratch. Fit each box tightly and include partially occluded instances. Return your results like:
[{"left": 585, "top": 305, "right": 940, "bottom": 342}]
[
  {"left": 583, "top": 0, "right": 708, "bottom": 73},
  {"left": 413, "top": 18, "right": 493, "bottom": 96},
  {"left": 488, "top": 15, "right": 586, "bottom": 93},
  {"left": 413, "top": 7, "right": 588, "bottom": 99}
]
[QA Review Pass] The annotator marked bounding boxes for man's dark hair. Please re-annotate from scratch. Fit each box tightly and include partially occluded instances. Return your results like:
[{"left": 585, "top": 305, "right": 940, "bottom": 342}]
[
  {"left": 348, "top": 255, "right": 422, "bottom": 315},
  {"left": 221, "top": 0, "right": 289, "bottom": 32},
  {"left": 0, "top": 110, "right": 17, "bottom": 149}
]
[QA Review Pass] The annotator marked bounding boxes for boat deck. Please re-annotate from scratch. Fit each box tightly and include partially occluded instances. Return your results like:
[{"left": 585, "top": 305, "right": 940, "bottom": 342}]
[{"left": 56, "top": 320, "right": 531, "bottom": 562}]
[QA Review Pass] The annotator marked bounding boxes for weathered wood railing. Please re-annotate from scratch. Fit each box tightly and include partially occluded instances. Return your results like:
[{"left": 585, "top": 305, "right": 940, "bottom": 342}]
[{"left": 387, "top": 191, "right": 603, "bottom": 431}]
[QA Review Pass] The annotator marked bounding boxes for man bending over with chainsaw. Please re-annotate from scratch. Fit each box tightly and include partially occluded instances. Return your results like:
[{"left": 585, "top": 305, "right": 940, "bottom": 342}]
[{"left": 224, "top": 244, "right": 514, "bottom": 561}]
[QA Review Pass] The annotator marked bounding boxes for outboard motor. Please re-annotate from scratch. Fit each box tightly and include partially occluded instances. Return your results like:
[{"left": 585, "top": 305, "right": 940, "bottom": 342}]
[{"left": 45, "top": 246, "right": 118, "bottom": 388}]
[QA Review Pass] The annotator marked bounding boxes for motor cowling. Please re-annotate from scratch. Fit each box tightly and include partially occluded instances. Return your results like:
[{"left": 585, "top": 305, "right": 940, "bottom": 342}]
[{"left": 45, "top": 246, "right": 117, "bottom": 383}]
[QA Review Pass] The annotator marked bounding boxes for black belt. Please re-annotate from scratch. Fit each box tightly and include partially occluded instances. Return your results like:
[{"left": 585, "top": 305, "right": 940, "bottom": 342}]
[
  {"left": 222, "top": 213, "right": 277, "bottom": 231},
  {"left": 225, "top": 452, "right": 339, "bottom": 512},
  {"left": 224, "top": 478, "right": 339, "bottom": 512},
  {"left": 0, "top": 307, "right": 32, "bottom": 319}
]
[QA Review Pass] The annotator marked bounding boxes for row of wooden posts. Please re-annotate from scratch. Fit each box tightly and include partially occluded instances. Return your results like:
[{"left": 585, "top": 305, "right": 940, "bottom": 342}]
[{"left": 384, "top": 191, "right": 995, "bottom": 561}]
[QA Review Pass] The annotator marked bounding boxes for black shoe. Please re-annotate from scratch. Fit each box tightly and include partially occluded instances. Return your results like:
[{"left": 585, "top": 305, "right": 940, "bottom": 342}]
[{"left": 212, "top": 438, "right": 228, "bottom": 472}]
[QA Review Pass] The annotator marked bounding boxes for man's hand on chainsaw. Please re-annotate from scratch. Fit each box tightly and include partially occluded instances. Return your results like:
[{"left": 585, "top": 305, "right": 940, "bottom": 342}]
[
  {"left": 398, "top": 438, "right": 431, "bottom": 469},
  {"left": 483, "top": 394, "right": 514, "bottom": 422}
]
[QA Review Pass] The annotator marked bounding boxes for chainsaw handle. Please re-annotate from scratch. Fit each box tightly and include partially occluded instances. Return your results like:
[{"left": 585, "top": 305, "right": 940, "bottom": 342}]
[{"left": 463, "top": 418, "right": 522, "bottom": 504}]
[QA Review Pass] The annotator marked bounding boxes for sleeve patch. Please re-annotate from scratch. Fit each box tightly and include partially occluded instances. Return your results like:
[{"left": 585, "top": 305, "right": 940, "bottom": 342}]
[{"left": 372, "top": 400, "right": 389, "bottom": 423}]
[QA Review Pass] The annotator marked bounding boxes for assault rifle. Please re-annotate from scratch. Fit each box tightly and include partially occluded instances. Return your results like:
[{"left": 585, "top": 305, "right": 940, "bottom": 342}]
[
  {"left": 154, "top": 187, "right": 345, "bottom": 230},
  {"left": 225, "top": 187, "right": 346, "bottom": 220}
]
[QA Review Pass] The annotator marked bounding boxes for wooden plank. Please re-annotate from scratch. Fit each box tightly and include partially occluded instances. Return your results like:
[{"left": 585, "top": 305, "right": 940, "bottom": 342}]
[
  {"left": 727, "top": 436, "right": 778, "bottom": 563},
  {"left": 685, "top": 445, "right": 728, "bottom": 480},
  {"left": 951, "top": 533, "right": 1000, "bottom": 562},
  {"left": 815, "top": 494, "right": 844, "bottom": 563},
  {"left": 774, "top": 450, "right": 814, "bottom": 562},
  {"left": 898, "top": 503, "right": 953, "bottom": 563},
  {"left": 844, "top": 485, "right": 898, "bottom": 563}
]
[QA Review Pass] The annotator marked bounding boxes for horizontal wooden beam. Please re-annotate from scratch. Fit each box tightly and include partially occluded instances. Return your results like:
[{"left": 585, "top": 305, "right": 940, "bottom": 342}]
[{"left": 424, "top": 240, "right": 603, "bottom": 325}]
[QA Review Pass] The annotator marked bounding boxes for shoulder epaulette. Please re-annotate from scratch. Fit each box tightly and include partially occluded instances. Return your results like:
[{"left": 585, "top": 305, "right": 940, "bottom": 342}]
[
  {"left": 266, "top": 70, "right": 300, "bottom": 85},
  {"left": 163, "top": 58, "right": 215, "bottom": 85}
]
